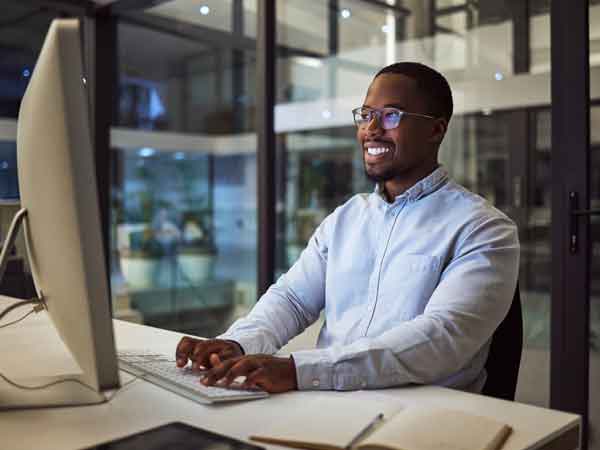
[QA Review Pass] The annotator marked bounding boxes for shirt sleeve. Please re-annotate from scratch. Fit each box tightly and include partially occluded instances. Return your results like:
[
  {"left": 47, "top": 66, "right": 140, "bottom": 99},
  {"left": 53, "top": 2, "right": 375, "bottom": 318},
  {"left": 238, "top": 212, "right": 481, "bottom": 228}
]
[
  {"left": 291, "top": 214, "right": 520, "bottom": 391},
  {"left": 217, "top": 214, "right": 332, "bottom": 355}
]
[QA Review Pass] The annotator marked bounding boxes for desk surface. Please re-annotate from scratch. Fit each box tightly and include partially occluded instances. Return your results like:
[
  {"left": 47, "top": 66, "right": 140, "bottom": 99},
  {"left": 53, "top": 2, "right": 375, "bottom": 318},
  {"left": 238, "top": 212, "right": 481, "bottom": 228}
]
[{"left": 0, "top": 310, "right": 580, "bottom": 450}]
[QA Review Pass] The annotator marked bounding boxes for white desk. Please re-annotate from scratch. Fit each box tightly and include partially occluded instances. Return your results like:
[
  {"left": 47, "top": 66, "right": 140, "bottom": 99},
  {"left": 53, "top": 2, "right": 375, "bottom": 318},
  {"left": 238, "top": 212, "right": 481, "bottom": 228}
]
[{"left": 0, "top": 311, "right": 580, "bottom": 450}]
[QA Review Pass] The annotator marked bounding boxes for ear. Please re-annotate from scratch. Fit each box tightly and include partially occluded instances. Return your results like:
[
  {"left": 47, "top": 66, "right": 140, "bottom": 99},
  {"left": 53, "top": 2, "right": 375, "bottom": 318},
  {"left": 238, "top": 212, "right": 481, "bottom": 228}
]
[{"left": 428, "top": 118, "right": 448, "bottom": 144}]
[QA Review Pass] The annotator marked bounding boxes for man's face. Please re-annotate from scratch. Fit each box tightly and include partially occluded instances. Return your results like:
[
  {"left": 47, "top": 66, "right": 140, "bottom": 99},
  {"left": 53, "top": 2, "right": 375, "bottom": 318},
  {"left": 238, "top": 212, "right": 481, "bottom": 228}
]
[{"left": 357, "top": 73, "right": 441, "bottom": 184}]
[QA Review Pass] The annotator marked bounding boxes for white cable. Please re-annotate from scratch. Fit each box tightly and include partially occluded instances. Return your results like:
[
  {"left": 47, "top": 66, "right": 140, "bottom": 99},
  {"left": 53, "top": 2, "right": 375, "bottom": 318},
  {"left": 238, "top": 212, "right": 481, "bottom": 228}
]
[
  {"left": 0, "top": 309, "right": 34, "bottom": 329},
  {"left": 0, "top": 371, "right": 140, "bottom": 403}
]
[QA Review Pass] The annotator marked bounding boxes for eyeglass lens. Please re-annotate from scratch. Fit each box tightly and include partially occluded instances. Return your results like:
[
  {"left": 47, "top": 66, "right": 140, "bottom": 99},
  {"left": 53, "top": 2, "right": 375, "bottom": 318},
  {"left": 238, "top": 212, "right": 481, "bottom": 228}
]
[{"left": 355, "top": 108, "right": 401, "bottom": 130}]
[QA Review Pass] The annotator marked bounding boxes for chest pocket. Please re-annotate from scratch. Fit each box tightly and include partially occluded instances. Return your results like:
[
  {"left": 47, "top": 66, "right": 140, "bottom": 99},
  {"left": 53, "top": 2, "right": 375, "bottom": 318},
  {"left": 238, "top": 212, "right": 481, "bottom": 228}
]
[{"left": 378, "top": 254, "right": 443, "bottom": 322}]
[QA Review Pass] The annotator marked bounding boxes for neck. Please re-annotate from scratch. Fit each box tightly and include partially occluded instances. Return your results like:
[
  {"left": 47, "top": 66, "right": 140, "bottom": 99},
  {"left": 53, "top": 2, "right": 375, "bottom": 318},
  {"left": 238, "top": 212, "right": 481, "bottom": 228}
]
[{"left": 383, "top": 162, "right": 440, "bottom": 202}]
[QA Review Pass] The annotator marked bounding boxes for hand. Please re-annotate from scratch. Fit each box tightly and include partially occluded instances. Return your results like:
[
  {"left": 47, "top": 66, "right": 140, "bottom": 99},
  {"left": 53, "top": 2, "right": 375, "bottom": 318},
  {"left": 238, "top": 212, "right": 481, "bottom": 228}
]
[
  {"left": 201, "top": 354, "right": 298, "bottom": 393},
  {"left": 175, "top": 337, "right": 243, "bottom": 370}
]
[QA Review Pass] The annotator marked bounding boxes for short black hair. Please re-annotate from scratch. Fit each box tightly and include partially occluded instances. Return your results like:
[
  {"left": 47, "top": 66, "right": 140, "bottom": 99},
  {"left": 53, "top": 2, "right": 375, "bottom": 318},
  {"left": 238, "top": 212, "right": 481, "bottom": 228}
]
[{"left": 375, "top": 62, "right": 453, "bottom": 122}]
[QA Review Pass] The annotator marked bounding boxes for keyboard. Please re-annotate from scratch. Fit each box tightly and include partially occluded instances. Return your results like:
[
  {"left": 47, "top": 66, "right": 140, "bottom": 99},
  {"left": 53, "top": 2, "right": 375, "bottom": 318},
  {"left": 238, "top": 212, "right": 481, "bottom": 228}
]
[{"left": 117, "top": 349, "right": 269, "bottom": 405}]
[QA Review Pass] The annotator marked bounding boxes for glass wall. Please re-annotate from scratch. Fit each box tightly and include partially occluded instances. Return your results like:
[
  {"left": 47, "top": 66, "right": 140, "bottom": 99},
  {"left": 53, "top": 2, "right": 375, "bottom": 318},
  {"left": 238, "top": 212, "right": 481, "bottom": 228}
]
[
  {"left": 275, "top": 0, "right": 554, "bottom": 407},
  {"left": 110, "top": 1, "right": 258, "bottom": 336},
  {"left": 0, "top": 3, "right": 69, "bottom": 293},
  {"left": 0, "top": 3, "right": 597, "bottom": 434},
  {"left": 0, "top": 3, "right": 67, "bottom": 201},
  {"left": 589, "top": 2, "right": 600, "bottom": 446}
]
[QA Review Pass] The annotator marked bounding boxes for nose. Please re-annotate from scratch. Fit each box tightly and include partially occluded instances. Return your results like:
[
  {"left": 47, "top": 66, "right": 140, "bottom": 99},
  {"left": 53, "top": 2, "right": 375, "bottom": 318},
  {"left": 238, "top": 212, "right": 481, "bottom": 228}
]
[{"left": 365, "top": 113, "right": 384, "bottom": 137}]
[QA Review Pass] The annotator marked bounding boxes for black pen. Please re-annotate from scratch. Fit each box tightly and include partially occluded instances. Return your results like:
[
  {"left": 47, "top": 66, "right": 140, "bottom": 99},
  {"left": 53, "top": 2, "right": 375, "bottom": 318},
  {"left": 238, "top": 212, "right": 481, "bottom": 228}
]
[{"left": 344, "top": 413, "right": 385, "bottom": 450}]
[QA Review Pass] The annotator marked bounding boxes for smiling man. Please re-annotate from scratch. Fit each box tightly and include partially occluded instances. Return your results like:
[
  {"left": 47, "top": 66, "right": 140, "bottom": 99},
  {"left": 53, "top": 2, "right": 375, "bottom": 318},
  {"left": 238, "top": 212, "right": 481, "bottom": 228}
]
[{"left": 175, "top": 62, "right": 520, "bottom": 394}]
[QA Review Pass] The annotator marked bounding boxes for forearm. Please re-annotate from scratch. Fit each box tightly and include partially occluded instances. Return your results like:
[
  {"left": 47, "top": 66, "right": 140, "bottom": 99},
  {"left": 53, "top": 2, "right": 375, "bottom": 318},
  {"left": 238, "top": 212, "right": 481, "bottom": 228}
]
[
  {"left": 292, "top": 314, "right": 491, "bottom": 391},
  {"left": 219, "top": 219, "right": 331, "bottom": 355},
  {"left": 218, "top": 281, "right": 318, "bottom": 355}
]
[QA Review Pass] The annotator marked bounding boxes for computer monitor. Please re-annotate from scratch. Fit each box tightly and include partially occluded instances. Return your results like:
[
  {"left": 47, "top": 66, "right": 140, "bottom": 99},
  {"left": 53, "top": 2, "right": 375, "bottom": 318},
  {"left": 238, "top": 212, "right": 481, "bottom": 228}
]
[{"left": 0, "top": 18, "right": 119, "bottom": 408}]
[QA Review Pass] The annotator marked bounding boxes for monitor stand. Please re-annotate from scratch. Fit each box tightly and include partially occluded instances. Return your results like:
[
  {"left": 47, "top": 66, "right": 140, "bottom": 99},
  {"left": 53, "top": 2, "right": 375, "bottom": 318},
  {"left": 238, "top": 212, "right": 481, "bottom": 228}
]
[{"left": 0, "top": 208, "right": 108, "bottom": 410}]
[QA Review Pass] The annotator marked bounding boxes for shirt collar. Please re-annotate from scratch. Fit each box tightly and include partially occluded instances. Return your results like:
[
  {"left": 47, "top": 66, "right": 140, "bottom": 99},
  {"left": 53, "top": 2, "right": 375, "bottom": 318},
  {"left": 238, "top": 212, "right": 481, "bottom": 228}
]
[{"left": 374, "top": 166, "right": 449, "bottom": 204}]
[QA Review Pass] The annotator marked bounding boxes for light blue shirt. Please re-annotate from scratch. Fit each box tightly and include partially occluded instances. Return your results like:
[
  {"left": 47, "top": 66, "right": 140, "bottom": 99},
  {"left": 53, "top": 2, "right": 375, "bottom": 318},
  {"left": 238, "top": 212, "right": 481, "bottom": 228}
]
[{"left": 219, "top": 167, "right": 520, "bottom": 392}]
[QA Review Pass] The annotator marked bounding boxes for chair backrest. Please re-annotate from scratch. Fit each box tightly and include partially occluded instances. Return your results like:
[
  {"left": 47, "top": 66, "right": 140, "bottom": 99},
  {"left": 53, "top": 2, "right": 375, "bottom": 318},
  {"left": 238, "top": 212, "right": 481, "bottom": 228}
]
[{"left": 482, "top": 282, "right": 523, "bottom": 401}]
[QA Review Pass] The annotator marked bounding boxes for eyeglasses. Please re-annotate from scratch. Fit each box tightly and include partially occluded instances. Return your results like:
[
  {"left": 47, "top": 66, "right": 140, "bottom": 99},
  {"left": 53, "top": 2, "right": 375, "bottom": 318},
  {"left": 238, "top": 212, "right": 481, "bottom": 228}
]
[{"left": 352, "top": 106, "right": 436, "bottom": 130}]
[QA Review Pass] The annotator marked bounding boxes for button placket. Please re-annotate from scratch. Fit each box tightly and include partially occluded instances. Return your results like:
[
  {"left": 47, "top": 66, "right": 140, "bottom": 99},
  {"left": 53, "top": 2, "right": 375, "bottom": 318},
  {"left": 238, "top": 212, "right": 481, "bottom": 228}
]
[
  {"left": 360, "top": 208, "right": 386, "bottom": 334},
  {"left": 362, "top": 201, "right": 404, "bottom": 336}
]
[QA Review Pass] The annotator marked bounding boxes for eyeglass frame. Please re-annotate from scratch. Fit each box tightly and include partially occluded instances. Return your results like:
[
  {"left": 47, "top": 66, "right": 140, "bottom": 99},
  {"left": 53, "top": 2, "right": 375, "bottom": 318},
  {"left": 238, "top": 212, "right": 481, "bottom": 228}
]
[{"left": 352, "top": 106, "right": 437, "bottom": 130}]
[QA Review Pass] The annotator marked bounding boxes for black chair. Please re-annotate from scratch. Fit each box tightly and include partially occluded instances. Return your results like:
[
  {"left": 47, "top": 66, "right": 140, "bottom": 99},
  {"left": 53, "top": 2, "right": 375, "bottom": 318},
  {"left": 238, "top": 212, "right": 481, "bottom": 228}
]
[{"left": 481, "top": 282, "right": 523, "bottom": 401}]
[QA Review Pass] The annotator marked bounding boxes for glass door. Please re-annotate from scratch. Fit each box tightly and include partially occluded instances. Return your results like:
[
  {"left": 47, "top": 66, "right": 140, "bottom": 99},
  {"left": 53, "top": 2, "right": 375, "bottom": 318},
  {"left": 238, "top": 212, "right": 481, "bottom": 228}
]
[
  {"left": 589, "top": 102, "right": 600, "bottom": 449},
  {"left": 588, "top": 2, "right": 600, "bottom": 445}
]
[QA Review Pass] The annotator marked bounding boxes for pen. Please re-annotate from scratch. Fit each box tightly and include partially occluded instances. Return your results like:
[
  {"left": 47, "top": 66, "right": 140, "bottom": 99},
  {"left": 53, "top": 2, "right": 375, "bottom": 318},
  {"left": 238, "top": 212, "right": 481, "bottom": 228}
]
[{"left": 344, "top": 413, "right": 385, "bottom": 450}]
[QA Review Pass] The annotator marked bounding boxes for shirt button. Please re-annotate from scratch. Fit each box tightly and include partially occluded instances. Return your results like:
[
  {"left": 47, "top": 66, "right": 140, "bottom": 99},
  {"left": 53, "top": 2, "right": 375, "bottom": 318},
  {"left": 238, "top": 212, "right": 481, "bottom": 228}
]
[{"left": 312, "top": 379, "right": 320, "bottom": 387}]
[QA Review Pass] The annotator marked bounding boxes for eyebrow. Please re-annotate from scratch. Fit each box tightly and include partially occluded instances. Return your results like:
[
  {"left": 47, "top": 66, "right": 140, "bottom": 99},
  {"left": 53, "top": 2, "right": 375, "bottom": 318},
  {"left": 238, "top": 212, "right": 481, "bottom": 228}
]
[{"left": 363, "top": 103, "right": 406, "bottom": 110}]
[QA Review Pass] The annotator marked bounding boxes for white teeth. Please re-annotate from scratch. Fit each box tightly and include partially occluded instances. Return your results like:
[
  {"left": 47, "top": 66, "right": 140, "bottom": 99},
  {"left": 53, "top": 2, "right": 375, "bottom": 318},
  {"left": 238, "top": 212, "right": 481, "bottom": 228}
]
[{"left": 367, "top": 147, "right": 391, "bottom": 156}]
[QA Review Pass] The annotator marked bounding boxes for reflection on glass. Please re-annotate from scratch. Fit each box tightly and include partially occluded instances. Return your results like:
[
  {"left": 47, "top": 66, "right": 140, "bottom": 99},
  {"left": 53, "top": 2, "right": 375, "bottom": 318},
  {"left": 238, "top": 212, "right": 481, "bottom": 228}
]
[
  {"left": 0, "top": 142, "right": 18, "bottom": 200},
  {"left": 0, "top": 4, "right": 73, "bottom": 297},
  {"left": 589, "top": 105, "right": 600, "bottom": 447},
  {"left": 0, "top": 4, "right": 64, "bottom": 118},
  {"left": 145, "top": 0, "right": 234, "bottom": 34},
  {"left": 111, "top": 1, "right": 257, "bottom": 336},
  {"left": 275, "top": 130, "right": 365, "bottom": 274},
  {"left": 117, "top": 21, "right": 256, "bottom": 135},
  {"left": 591, "top": 2, "right": 600, "bottom": 445}
]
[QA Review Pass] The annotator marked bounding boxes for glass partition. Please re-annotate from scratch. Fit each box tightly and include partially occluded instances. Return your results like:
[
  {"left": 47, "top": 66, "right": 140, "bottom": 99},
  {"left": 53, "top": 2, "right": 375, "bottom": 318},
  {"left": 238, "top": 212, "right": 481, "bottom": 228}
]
[
  {"left": 275, "top": 0, "right": 553, "bottom": 407},
  {"left": 110, "top": 2, "right": 258, "bottom": 336},
  {"left": 589, "top": 1, "right": 600, "bottom": 443},
  {"left": 0, "top": 3, "right": 72, "bottom": 295}
]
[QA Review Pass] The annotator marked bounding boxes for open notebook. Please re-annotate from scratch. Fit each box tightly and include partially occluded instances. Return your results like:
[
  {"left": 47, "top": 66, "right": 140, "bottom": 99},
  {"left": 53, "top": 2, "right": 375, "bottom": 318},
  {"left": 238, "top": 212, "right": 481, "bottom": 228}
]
[{"left": 250, "top": 405, "right": 511, "bottom": 450}]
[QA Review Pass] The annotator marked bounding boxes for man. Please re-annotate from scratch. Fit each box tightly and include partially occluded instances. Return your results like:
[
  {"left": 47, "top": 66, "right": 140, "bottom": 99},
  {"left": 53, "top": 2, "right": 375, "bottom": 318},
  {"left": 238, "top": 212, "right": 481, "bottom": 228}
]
[{"left": 176, "top": 62, "right": 520, "bottom": 394}]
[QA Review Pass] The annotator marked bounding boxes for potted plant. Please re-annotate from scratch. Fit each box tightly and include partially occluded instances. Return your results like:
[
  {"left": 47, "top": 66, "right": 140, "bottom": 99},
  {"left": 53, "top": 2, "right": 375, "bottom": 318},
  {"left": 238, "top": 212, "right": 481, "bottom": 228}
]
[
  {"left": 120, "top": 227, "right": 164, "bottom": 289},
  {"left": 117, "top": 164, "right": 166, "bottom": 290},
  {"left": 177, "top": 210, "right": 217, "bottom": 285}
]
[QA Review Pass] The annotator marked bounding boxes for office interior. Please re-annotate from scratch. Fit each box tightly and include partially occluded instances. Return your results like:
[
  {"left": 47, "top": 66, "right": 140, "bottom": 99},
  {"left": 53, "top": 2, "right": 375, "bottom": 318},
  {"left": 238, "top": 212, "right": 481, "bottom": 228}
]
[{"left": 0, "top": 0, "right": 598, "bottom": 448}]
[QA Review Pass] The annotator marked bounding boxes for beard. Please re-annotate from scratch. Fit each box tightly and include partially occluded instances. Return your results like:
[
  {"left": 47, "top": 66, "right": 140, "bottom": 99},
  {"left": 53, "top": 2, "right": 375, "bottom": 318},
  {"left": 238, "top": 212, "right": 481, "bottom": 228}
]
[
  {"left": 364, "top": 167, "right": 396, "bottom": 183},
  {"left": 363, "top": 159, "right": 400, "bottom": 183}
]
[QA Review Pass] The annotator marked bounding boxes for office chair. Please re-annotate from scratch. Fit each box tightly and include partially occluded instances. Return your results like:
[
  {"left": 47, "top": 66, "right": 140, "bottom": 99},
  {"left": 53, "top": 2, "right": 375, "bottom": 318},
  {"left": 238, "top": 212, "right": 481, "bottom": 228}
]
[{"left": 481, "top": 282, "right": 523, "bottom": 401}]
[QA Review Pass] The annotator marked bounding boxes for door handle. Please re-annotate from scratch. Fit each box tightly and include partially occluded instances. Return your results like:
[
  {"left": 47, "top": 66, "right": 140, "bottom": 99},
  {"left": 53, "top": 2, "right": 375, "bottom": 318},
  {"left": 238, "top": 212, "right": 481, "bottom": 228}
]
[{"left": 569, "top": 191, "right": 600, "bottom": 254}]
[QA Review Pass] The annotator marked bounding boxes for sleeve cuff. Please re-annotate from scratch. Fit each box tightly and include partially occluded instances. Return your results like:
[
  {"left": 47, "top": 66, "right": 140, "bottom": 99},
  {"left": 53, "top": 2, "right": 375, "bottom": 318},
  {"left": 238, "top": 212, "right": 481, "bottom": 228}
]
[
  {"left": 216, "top": 332, "right": 261, "bottom": 356},
  {"left": 291, "top": 348, "right": 334, "bottom": 390}
]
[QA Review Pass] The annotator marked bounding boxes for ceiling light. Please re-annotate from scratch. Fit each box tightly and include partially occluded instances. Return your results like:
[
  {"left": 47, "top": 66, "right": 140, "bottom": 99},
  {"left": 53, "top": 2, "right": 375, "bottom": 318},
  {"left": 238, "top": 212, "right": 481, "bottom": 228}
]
[
  {"left": 174, "top": 152, "right": 186, "bottom": 160},
  {"left": 340, "top": 8, "right": 351, "bottom": 19},
  {"left": 199, "top": 5, "right": 210, "bottom": 15},
  {"left": 321, "top": 110, "right": 332, "bottom": 119},
  {"left": 381, "top": 25, "right": 390, "bottom": 33},
  {"left": 494, "top": 72, "right": 504, "bottom": 81},
  {"left": 138, "top": 147, "right": 156, "bottom": 158},
  {"left": 294, "top": 56, "right": 323, "bottom": 68}
]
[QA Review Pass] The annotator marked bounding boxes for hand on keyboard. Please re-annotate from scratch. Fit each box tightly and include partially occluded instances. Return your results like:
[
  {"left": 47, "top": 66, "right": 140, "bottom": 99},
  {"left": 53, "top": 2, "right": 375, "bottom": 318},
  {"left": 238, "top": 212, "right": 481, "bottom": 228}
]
[
  {"left": 117, "top": 350, "right": 269, "bottom": 404},
  {"left": 200, "top": 354, "right": 298, "bottom": 394},
  {"left": 176, "top": 337, "right": 243, "bottom": 370}
]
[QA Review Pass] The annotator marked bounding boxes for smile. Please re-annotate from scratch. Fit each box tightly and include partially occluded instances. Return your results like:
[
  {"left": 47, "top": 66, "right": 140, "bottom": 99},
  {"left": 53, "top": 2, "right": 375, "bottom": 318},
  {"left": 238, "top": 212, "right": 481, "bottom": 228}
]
[{"left": 366, "top": 147, "right": 391, "bottom": 156}]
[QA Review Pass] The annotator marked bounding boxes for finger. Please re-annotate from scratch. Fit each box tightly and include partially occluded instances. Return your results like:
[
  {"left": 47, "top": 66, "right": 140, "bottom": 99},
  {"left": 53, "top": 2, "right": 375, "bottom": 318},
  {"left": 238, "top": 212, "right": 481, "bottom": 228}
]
[
  {"left": 217, "top": 347, "right": 238, "bottom": 361},
  {"left": 175, "top": 336, "right": 198, "bottom": 367},
  {"left": 222, "top": 358, "right": 259, "bottom": 386},
  {"left": 192, "top": 342, "right": 221, "bottom": 370},
  {"left": 241, "top": 368, "right": 265, "bottom": 389},
  {"left": 196, "top": 341, "right": 237, "bottom": 369},
  {"left": 210, "top": 353, "right": 222, "bottom": 367},
  {"left": 201, "top": 358, "right": 239, "bottom": 386}
]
